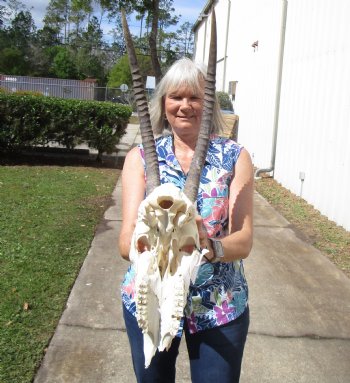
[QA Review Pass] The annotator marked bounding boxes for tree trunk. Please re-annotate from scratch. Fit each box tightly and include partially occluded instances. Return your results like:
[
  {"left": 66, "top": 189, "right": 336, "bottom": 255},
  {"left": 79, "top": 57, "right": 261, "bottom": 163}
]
[{"left": 148, "top": 0, "right": 162, "bottom": 84}]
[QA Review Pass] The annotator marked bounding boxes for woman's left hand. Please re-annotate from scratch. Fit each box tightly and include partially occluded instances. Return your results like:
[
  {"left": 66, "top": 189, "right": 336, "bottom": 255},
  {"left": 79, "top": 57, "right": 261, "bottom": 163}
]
[{"left": 195, "top": 216, "right": 215, "bottom": 261}]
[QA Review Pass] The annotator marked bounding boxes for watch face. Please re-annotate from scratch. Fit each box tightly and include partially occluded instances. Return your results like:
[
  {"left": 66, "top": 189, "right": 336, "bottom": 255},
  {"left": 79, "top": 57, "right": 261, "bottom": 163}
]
[{"left": 212, "top": 239, "right": 224, "bottom": 260}]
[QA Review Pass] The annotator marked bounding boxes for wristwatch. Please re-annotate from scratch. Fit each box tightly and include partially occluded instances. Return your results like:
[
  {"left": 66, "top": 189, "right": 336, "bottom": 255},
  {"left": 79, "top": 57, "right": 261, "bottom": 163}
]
[{"left": 208, "top": 238, "right": 224, "bottom": 262}]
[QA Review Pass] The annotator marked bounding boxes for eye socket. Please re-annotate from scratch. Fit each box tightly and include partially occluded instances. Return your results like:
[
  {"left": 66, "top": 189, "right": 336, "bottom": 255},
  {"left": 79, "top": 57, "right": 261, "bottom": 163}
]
[{"left": 137, "top": 236, "right": 150, "bottom": 253}]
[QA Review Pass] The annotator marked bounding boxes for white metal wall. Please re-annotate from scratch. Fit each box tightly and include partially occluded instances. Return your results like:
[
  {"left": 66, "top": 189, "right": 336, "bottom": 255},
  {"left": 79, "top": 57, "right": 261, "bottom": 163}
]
[
  {"left": 228, "top": 0, "right": 283, "bottom": 168},
  {"left": 193, "top": 0, "right": 229, "bottom": 91},
  {"left": 193, "top": 14, "right": 208, "bottom": 64},
  {"left": 274, "top": 0, "right": 350, "bottom": 230},
  {"left": 194, "top": 0, "right": 350, "bottom": 231},
  {"left": 194, "top": 0, "right": 283, "bottom": 168}
]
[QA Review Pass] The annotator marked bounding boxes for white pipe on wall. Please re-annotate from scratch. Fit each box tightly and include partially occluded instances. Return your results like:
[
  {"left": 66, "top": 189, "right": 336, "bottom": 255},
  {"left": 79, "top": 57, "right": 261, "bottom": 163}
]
[{"left": 255, "top": 0, "right": 288, "bottom": 178}]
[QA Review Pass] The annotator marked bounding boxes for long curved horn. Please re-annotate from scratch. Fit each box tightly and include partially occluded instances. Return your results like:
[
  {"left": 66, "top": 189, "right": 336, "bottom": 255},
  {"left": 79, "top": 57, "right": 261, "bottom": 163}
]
[
  {"left": 183, "top": 8, "right": 217, "bottom": 202},
  {"left": 121, "top": 8, "right": 160, "bottom": 195}
]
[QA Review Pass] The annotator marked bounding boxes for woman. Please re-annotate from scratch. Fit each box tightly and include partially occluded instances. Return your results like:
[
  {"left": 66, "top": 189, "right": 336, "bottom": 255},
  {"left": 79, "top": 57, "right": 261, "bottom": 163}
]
[{"left": 119, "top": 57, "right": 254, "bottom": 383}]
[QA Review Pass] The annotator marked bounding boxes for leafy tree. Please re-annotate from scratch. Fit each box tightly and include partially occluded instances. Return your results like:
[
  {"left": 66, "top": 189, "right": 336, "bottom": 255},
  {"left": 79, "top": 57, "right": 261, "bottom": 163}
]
[
  {"left": 159, "top": 0, "right": 178, "bottom": 26},
  {"left": 7, "top": 10, "right": 35, "bottom": 49},
  {"left": 30, "top": 45, "right": 59, "bottom": 77},
  {"left": 107, "top": 55, "right": 131, "bottom": 88},
  {"left": 216, "top": 91, "right": 234, "bottom": 111},
  {"left": 75, "top": 48, "right": 105, "bottom": 81},
  {"left": 0, "top": 46, "right": 27, "bottom": 74},
  {"left": 0, "top": 0, "right": 194, "bottom": 85},
  {"left": 0, "top": 3, "right": 6, "bottom": 28},
  {"left": 0, "top": 21, "right": 8, "bottom": 50},
  {"left": 81, "top": 16, "right": 104, "bottom": 49},
  {"left": 0, "top": 10, "right": 35, "bottom": 74},
  {"left": 30, "top": 26, "right": 62, "bottom": 76},
  {"left": 152, "top": 0, "right": 179, "bottom": 67},
  {"left": 45, "top": 0, "right": 193, "bottom": 83},
  {"left": 174, "top": 21, "right": 194, "bottom": 58},
  {"left": 36, "top": 25, "right": 61, "bottom": 47},
  {"left": 105, "top": 10, "right": 126, "bottom": 64},
  {"left": 158, "top": 30, "right": 178, "bottom": 66},
  {"left": 99, "top": 0, "right": 176, "bottom": 83},
  {"left": 70, "top": 0, "right": 93, "bottom": 39},
  {"left": 42, "top": 4, "right": 108, "bottom": 81},
  {"left": 43, "top": 0, "right": 70, "bottom": 43},
  {"left": 107, "top": 53, "right": 153, "bottom": 88},
  {"left": 130, "top": 0, "right": 179, "bottom": 82},
  {"left": 52, "top": 46, "right": 78, "bottom": 78},
  {"left": 0, "top": 0, "right": 28, "bottom": 27},
  {"left": 69, "top": 16, "right": 109, "bottom": 82}
]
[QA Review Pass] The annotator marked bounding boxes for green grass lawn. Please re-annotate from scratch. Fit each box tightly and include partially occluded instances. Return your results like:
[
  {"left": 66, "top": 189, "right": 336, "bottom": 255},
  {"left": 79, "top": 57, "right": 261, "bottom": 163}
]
[
  {"left": 0, "top": 165, "right": 119, "bottom": 383},
  {"left": 255, "top": 176, "right": 350, "bottom": 277}
]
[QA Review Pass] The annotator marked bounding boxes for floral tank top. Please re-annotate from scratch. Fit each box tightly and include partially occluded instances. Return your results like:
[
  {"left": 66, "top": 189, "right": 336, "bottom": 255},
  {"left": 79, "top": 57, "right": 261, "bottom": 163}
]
[{"left": 121, "top": 134, "right": 249, "bottom": 334}]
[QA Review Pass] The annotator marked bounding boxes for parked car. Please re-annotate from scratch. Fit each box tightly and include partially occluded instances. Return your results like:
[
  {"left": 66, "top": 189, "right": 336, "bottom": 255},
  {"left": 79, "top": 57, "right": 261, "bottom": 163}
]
[
  {"left": 111, "top": 96, "right": 129, "bottom": 105},
  {"left": 220, "top": 109, "right": 235, "bottom": 114}
]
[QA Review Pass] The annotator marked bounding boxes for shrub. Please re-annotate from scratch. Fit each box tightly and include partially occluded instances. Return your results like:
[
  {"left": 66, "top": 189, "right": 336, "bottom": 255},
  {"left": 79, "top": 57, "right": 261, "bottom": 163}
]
[
  {"left": 216, "top": 91, "right": 233, "bottom": 111},
  {"left": 0, "top": 93, "right": 132, "bottom": 158},
  {"left": 13, "top": 90, "right": 44, "bottom": 97}
]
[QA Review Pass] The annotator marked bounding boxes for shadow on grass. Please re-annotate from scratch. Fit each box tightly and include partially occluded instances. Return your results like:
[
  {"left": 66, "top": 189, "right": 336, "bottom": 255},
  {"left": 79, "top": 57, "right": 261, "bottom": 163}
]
[{"left": 0, "top": 147, "right": 125, "bottom": 170}]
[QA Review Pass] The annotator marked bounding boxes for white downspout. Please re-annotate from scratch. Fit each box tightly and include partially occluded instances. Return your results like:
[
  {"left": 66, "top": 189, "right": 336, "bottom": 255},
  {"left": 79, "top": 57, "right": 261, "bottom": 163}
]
[
  {"left": 255, "top": 0, "right": 288, "bottom": 178},
  {"left": 203, "top": 17, "right": 208, "bottom": 62}
]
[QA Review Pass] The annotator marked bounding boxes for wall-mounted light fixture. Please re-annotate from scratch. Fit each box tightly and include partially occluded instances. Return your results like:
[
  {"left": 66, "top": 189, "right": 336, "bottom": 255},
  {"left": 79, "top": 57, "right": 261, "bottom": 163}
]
[
  {"left": 252, "top": 40, "right": 259, "bottom": 52},
  {"left": 299, "top": 171, "right": 305, "bottom": 197}
]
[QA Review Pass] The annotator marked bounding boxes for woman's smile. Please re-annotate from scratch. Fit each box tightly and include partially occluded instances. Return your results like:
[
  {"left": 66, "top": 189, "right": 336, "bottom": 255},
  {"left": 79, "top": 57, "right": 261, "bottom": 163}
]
[{"left": 176, "top": 114, "right": 195, "bottom": 120}]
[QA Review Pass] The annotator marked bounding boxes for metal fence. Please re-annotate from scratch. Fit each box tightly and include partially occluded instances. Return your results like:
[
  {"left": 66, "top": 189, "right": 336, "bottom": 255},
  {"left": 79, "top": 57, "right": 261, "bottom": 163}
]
[{"left": 0, "top": 74, "right": 136, "bottom": 103}]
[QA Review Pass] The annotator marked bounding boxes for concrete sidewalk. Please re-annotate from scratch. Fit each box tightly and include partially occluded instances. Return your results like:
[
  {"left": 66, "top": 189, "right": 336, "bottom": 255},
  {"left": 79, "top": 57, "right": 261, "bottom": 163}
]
[{"left": 34, "top": 124, "right": 350, "bottom": 383}]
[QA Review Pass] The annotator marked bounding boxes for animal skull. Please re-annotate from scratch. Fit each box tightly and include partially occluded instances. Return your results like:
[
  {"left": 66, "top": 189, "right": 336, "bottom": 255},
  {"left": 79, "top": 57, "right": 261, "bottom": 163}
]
[{"left": 129, "top": 183, "right": 205, "bottom": 367}]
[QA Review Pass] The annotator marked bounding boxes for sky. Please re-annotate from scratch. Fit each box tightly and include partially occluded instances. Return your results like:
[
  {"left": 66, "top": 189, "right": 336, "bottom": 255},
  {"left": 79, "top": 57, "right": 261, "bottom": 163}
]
[{"left": 27, "top": 0, "right": 207, "bottom": 40}]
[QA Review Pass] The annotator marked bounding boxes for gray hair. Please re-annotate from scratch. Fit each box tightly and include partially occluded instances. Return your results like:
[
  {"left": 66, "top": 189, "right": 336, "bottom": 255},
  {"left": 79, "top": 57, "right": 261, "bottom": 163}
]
[{"left": 149, "top": 57, "right": 224, "bottom": 136}]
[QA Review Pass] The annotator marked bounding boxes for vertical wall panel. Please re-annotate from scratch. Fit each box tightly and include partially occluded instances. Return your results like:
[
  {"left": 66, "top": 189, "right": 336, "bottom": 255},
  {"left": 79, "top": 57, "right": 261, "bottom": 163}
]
[
  {"left": 275, "top": 0, "right": 350, "bottom": 230},
  {"left": 193, "top": 16, "right": 208, "bottom": 64},
  {"left": 229, "top": 0, "right": 283, "bottom": 164}
]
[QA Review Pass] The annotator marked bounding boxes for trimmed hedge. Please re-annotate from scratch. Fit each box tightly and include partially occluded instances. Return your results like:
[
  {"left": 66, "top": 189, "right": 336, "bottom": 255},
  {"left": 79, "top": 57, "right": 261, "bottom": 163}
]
[
  {"left": 0, "top": 93, "right": 132, "bottom": 160},
  {"left": 216, "top": 91, "right": 234, "bottom": 111}
]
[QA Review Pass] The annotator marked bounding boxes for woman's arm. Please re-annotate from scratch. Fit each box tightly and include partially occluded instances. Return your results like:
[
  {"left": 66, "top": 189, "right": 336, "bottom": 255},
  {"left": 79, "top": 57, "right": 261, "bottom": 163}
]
[
  {"left": 204, "top": 148, "right": 254, "bottom": 262},
  {"left": 118, "top": 146, "right": 146, "bottom": 260}
]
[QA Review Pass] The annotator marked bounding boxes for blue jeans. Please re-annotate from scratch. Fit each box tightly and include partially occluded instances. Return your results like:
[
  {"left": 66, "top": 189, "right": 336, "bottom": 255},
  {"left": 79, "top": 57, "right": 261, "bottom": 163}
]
[{"left": 123, "top": 305, "right": 249, "bottom": 383}]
